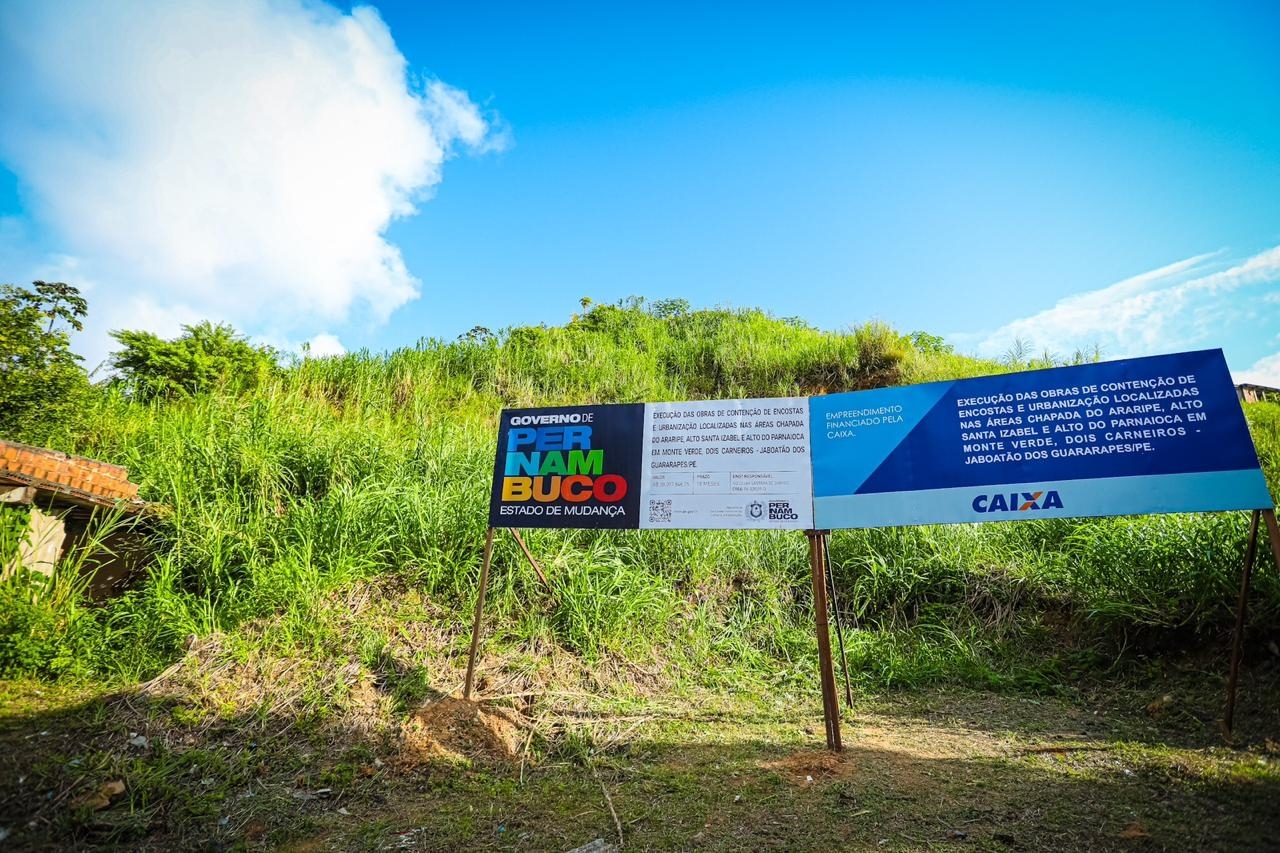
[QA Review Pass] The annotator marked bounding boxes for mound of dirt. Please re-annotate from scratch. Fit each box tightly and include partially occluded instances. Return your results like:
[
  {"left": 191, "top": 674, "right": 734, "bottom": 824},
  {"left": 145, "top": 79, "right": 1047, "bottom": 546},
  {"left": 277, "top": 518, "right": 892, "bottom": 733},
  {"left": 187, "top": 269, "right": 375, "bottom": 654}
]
[
  {"left": 399, "top": 698, "right": 526, "bottom": 765},
  {"left": 763, "top": 749, "right": 858, "bottom": 784}
]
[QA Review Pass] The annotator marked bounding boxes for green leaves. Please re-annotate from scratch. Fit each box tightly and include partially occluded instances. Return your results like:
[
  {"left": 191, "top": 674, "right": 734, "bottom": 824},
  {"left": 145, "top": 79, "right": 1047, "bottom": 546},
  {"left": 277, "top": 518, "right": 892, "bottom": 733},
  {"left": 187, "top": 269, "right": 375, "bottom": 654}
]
[
  {"left": 0, "top": 280, "right": 89, "bottom": 442},
  {"left": 108, "top": 321, "right": 278, "bottom": 401}
]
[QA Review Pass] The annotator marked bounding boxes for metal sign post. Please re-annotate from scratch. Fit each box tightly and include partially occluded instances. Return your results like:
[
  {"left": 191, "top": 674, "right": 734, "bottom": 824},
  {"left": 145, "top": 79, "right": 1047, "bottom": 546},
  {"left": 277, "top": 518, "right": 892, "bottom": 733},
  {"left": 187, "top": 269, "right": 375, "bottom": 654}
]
[
  {"left": 822, "top": 534, "right": 855, "bottom": 708},
  {"left": 1224, "top": 508, "right": 1280, "bottom": 734},
  {"left": 807, "top": 529, "right": 842, "bottom": 751},
  {"left": 463, "top": 527, "right": 497, "bottom": 701}
]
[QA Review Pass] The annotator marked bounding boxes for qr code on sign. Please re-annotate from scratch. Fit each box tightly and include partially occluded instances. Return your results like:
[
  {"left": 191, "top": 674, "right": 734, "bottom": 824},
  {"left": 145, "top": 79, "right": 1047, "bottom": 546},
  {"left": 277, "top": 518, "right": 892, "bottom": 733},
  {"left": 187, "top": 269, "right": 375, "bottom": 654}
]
[{"left": 648, "top": 499, "right": 673, "bottom": 523}]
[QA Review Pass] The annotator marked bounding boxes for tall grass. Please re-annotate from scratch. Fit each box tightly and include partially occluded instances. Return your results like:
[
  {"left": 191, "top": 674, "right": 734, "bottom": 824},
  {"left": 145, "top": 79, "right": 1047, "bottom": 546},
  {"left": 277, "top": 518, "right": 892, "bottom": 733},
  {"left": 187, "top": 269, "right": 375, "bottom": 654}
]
[
  {"left": 0, "top": 507, "right": 137, "bottom": 678},
  {"left": 3, "top": 298, "right": 1276, "bottom": 691}
]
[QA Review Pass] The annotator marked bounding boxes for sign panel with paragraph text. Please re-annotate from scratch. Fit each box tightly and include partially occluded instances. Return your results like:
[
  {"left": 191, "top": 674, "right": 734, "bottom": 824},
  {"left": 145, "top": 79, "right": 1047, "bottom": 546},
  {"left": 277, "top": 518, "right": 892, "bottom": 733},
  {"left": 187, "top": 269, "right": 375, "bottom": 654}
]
[{"left": 809, "top": 349, "right": 1272, "bottom": 529}]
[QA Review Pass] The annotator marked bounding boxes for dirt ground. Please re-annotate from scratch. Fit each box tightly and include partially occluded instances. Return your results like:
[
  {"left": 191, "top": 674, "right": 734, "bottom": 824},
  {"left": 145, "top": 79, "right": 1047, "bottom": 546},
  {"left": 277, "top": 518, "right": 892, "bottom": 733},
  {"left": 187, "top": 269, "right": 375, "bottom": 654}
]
[{"left": 2, "top": 657, "right": 1278, "bottom": 852}]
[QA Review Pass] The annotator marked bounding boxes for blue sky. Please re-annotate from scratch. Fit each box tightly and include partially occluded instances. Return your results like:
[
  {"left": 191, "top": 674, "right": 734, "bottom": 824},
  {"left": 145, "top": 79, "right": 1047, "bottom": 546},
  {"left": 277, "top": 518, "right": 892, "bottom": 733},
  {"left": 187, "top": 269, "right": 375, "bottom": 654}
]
[{"left": 2, "top": 1, "right": 1278, "bottom": 383}]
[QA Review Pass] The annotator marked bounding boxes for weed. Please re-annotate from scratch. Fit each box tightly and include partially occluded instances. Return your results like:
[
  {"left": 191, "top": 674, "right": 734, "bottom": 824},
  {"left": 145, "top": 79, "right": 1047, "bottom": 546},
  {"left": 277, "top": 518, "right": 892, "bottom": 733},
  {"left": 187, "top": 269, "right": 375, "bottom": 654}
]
[{"left": 2, "top": 297, "right": 1275, "bottom": 706}]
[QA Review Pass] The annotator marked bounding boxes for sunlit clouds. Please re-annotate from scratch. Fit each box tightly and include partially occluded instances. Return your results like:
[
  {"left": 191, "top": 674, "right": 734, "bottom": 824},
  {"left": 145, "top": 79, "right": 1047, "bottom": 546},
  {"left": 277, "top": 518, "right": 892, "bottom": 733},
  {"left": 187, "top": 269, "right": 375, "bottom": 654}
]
[{"left": 0, "top": 0, "right": 502, "bottom": 361}]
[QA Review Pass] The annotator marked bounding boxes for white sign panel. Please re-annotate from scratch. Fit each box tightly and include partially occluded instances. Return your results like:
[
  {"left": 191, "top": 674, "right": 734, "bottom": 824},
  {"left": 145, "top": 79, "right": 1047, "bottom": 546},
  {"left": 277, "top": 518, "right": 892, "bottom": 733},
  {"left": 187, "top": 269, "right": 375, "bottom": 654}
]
[{"left": 639, "top": 397, "right": 813, "bottom": 529}]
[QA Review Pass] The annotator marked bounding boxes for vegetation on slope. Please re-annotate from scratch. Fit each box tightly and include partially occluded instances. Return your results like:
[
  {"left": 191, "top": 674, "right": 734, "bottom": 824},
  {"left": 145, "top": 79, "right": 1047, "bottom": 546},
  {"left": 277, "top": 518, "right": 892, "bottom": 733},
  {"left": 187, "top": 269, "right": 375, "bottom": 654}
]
[
  {"left": 4, "top": 291, "right": 1280, "bottom": 850},
  {"left": 2, "top": 293, "right": 1277, "bottom": 690}
]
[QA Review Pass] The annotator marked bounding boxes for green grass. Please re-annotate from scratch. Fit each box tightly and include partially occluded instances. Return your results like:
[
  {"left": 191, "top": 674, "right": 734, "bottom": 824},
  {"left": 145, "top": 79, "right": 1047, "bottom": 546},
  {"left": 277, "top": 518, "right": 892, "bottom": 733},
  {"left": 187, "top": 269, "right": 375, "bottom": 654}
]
[{"left": 1, "top": 298, "right": 1277, "bottom": 699}]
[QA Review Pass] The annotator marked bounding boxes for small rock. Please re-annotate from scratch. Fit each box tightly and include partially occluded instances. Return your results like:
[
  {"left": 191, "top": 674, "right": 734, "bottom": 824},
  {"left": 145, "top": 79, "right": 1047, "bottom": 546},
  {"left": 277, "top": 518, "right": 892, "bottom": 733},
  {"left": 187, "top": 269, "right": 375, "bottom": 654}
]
[
  {"left": 337, "top": 807, "right": 350, "bottom": 816},
  {"left": 128, "top": 735, "right": 149, "bottom": 749}
]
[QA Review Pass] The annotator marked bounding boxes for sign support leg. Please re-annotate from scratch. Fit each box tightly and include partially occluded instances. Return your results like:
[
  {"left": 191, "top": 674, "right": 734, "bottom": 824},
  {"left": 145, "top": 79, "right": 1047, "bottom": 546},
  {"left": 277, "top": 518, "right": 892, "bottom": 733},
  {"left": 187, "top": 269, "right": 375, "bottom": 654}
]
[
  {"left": 822, "top": 533, "right": 854, "bottom": 707},
  {"left": 463, "top": 526, "right": 497, "bottom": 701},
  {"left": 1263, "top": 509, "right": 1280, "bottom": 579},
  {"left": 1224, "top": 511, "right": 1262, "bottom": 734},
  {"left": 807, "top": 529, "right": 842, "bottom": 751},
  {"left": 507, "top": 527, "right": 553, "bottom": 592}
]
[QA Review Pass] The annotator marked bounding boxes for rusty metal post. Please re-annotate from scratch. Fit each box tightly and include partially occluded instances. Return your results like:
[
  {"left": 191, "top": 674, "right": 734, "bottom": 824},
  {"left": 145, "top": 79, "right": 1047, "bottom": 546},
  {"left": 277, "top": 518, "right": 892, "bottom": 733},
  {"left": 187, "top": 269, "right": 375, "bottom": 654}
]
[
  {"left": 807, "top": 529, "right": 842, "bottom": 751},
  {"left": 1263, "top": 510, "right": 1280, "bottom": 579},
  {"left": 463, "top": 526, "right": 497, "bottom": 701},
  {"left": 1224, "top": 511, "right": 1261, "bottom": 734},
  {"left": 822, "top": 532, "right": 854, "bottom": 708},
  {"left": 507, "top": 527, "right": 553, "bottom": 591}
]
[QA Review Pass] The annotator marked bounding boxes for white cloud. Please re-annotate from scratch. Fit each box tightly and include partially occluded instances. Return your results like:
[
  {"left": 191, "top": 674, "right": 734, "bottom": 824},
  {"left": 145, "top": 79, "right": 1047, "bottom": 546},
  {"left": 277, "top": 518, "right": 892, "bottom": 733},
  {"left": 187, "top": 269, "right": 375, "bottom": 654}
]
[
  {"left": 954, "top": 246, "right": 1280, "bottom": 381},
  {"left": 1237, "top": 353, "right": 1280, "bottom": 388},
  {"left": 0, "top": 0, "right": 501, "bottom": 363},
  {"left": 305, "top": 333, "right": 347, "bottom": 358}
]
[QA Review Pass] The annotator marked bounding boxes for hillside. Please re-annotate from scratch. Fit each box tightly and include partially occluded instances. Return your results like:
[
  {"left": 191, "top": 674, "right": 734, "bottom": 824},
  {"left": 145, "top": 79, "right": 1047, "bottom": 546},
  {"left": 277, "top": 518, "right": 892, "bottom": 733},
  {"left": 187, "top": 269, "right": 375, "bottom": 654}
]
[{"left": 2, "top": 297, "right": 1279, "bottom": 850}]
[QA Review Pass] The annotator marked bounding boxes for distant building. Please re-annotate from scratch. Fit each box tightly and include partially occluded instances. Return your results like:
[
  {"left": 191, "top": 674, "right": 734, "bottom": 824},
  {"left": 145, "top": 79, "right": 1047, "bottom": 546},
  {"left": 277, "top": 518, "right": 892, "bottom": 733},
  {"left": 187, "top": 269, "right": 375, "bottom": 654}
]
[{"left": 1237, "top": 383, "right": 1280, "bottom": 404}]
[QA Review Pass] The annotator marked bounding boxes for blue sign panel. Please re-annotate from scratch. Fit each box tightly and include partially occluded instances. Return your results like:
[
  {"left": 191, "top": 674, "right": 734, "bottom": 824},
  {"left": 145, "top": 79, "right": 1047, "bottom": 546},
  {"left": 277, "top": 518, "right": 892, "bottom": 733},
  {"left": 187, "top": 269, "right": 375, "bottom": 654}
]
[{"left": 810, "top": 349, "right": 1272, "bottom": 529}]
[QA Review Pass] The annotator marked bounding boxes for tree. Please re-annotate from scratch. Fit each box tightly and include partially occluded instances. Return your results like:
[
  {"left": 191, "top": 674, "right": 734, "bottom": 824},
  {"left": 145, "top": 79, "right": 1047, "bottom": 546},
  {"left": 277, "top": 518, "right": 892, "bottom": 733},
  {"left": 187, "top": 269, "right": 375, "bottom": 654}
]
[
  {"left": 0, "top": 281, "right": 89, "bottom": 442},
  {"left": 908, "top": 330, "right": 954, "bottom": 357},
  {"left": 109, "top": 321, "right": 278, "bottom": 401}
]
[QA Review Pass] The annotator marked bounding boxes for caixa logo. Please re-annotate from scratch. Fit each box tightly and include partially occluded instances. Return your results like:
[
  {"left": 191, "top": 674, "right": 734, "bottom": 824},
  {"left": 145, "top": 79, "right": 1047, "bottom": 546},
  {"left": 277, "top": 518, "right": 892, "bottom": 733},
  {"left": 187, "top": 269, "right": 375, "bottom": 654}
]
[{"left": 971, "top": 490, "right": 1063, "bottom": 513}]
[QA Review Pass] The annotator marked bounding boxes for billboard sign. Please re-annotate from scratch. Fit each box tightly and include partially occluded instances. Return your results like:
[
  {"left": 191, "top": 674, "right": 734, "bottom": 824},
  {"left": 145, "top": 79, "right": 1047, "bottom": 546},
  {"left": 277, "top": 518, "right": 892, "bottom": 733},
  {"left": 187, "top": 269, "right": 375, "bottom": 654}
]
[
  {"left": 809, "top": 349, "right": 1272, "bottom": 528},
  {"left": 489, "top": 351, "right": 1271, "bottom": 532}
]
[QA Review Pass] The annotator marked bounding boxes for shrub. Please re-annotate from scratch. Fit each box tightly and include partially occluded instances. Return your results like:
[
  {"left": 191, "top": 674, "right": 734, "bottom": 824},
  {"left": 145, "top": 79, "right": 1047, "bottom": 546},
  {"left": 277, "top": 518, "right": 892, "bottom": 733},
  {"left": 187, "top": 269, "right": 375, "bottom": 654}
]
[{"left": 109, "top": 321, "right": 278, "bottom": 401}]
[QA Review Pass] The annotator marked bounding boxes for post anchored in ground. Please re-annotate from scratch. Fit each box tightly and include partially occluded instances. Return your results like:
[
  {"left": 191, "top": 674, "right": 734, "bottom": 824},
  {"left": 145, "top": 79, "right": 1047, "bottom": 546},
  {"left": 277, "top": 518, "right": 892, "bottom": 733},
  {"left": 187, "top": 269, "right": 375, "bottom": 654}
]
[
  {"left": 806, "top": 528, "right": 842, "bottom": 751},
  {"left": 1224, "top": 507, "right": 1280, "bottom": 735}
]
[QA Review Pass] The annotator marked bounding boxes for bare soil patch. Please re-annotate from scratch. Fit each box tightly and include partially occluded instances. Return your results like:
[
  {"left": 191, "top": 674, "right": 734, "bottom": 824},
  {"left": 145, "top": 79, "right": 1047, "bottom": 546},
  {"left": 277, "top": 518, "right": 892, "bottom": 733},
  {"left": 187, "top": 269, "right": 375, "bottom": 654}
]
[
  {"left": 762, "top": 748, "right": 858, "bottom": 783},
  {"left": 3, "top": 655, "right": 1279, "bottom": 851},
  {"left": 398, "top": 697, "right": 526, "bottom": 766}
]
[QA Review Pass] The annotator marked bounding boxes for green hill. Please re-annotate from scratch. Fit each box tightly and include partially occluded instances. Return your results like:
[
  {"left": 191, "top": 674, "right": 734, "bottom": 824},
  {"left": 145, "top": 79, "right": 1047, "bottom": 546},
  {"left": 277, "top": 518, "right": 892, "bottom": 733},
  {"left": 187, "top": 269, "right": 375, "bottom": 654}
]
[
  {"left": 4, "top": 297, "right": 1277, "bottom": 686},
  {"left": 4, "top": 296, "right": 1280, "bottom": 850}
]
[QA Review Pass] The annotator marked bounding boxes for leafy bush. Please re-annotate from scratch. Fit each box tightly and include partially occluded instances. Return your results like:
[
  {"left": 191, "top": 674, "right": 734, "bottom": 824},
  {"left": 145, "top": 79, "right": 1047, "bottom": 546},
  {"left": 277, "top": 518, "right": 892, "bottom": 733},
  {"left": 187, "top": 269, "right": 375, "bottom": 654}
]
[{"left": 109, "top": 321, "right": 278, "bottom": 400}]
